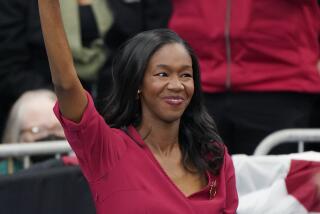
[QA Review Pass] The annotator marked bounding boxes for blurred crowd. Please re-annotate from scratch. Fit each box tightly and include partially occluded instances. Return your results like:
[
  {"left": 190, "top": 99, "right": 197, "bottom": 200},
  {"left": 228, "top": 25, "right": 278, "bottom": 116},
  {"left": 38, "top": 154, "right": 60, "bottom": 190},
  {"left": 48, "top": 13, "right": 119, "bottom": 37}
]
[{"left": 0, "top": 0, "right": 319, "bottom": 175}]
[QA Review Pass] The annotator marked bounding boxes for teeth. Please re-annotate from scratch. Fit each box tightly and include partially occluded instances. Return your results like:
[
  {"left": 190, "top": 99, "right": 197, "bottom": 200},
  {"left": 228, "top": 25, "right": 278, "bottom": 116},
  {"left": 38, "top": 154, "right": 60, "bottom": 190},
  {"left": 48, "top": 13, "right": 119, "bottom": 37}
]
[{"left": 167, "top": 98, "right": 183, "bottom": 103}]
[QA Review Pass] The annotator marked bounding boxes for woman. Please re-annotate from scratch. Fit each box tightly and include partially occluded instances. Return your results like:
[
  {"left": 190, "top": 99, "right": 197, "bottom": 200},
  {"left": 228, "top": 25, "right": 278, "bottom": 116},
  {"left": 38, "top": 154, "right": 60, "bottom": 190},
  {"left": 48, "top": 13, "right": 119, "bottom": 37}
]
[
  {"left": 0, "top": 89, "right": 65, "bottom": 175},
  {"left": 38, "top": 0, "right": 238, "bottom": 213}
]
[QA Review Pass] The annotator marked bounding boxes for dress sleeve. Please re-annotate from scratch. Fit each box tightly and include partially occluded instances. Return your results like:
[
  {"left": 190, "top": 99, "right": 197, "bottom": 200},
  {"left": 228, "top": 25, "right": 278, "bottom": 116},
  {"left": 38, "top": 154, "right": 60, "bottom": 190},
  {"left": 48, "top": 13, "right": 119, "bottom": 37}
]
[
  {"left": 223, "top": 148, "right": 239, "bottom": 213},
  {"left": 53, "top": 91, "right": 127, "bottom": 182}
]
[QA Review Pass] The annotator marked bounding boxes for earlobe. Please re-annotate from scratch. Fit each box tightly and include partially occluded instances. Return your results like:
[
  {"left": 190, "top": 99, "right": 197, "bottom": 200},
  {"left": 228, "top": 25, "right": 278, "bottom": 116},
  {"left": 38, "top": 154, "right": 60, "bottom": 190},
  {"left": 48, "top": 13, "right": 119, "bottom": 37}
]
[{"left": 136, "top": 89, "right": 142, "bottom": 99}]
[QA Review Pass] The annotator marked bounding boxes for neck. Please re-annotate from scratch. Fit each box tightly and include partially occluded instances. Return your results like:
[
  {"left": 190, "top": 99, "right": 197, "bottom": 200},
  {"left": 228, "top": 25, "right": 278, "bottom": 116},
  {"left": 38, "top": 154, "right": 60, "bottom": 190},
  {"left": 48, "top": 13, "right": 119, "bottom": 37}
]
[{"left": 137, "top": 120, "right": 180, "bottom": 156}]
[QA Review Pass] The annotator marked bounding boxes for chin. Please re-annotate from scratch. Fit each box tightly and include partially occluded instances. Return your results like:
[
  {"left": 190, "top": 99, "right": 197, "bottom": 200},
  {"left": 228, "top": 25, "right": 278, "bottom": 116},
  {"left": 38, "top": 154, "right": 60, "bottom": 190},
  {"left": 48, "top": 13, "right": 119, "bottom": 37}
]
[{"left": 160, "top": 112, "right": 184, "bottom": 124}]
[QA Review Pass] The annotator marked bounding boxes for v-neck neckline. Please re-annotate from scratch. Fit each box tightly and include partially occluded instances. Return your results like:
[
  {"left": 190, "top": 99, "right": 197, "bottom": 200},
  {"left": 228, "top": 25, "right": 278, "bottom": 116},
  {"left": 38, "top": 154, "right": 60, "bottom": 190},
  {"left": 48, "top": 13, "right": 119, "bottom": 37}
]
[{"left": 127, "top": 125, "right": 214, "bottom": 200}]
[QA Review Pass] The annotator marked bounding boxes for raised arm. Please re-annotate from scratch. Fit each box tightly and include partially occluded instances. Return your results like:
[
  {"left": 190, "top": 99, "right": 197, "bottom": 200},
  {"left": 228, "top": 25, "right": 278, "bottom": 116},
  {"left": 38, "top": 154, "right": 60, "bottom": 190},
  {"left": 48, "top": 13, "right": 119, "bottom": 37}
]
[{"left": 38, "top": 0, "right": 87, "bottom": 122}]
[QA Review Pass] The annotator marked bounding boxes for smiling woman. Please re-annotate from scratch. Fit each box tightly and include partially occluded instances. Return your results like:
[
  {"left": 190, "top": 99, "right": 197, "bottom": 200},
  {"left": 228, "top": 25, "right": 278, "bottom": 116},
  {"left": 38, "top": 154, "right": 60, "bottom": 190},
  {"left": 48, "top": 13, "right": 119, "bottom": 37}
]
[
  {"left": 38, "top": 0, "right": 238, "bottom": 213},
  {"left": 140, "top": 43, "right": 194, "bottom": 123}
]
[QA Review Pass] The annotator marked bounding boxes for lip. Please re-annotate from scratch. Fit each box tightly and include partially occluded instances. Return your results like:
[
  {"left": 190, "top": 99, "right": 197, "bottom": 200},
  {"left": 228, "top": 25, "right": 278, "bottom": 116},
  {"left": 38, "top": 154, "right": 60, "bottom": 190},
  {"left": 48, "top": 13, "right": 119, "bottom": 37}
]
[{"left": 163, "top": 96, "right": 185, "bottom": 106}]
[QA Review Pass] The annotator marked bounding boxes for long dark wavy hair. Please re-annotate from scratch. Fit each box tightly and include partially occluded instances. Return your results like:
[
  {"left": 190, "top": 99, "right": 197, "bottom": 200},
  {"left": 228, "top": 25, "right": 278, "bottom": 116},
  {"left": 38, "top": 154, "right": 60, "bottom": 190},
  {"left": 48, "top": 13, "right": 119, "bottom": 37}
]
[{"left": 103, "top": 29, "right": 224, "bottom": 175}]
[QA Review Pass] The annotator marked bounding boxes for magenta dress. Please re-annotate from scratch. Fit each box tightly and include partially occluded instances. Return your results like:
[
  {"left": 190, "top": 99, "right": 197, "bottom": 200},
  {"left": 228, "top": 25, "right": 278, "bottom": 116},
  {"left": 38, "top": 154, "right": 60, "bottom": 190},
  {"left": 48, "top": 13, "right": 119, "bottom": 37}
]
[{"left": 54, "top": 93, "right": 238, "bottom": 213}]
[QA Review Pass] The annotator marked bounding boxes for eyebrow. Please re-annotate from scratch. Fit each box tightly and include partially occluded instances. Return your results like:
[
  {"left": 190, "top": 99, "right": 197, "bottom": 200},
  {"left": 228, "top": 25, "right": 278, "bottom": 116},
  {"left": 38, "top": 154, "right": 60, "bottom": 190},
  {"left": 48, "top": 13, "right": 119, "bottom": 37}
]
[{"left": 156, "top": 64, "right": 193, "bottom": 69}]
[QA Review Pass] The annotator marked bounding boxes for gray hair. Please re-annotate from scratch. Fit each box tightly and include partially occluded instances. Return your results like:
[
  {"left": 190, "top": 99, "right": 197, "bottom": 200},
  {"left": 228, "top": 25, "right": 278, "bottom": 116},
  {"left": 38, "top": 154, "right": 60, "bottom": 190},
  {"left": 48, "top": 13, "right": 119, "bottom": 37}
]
[{"left": 2, "top": 89, "right": 57, "bottom": 144}]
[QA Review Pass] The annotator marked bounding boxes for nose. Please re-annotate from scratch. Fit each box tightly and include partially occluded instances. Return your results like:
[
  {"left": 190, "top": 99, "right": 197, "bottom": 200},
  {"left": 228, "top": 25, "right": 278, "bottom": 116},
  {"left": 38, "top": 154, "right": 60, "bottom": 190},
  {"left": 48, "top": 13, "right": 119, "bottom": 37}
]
[{"left": 167, "top": 76, "right": 184, "bottom": 91}]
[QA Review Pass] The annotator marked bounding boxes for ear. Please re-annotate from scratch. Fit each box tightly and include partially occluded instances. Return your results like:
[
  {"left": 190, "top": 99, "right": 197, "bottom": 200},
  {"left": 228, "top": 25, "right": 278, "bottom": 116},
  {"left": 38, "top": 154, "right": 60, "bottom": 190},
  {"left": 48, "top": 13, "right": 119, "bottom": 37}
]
[{"left": 136, "top": 89, "right": 142, "bottom": 99}]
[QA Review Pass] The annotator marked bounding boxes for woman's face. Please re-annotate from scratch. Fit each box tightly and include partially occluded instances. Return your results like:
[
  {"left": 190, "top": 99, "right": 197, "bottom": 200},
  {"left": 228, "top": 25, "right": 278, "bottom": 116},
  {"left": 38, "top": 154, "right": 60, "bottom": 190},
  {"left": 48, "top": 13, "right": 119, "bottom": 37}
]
[{"left": 139, "top": 43, "right": 194, "bottom": 124}]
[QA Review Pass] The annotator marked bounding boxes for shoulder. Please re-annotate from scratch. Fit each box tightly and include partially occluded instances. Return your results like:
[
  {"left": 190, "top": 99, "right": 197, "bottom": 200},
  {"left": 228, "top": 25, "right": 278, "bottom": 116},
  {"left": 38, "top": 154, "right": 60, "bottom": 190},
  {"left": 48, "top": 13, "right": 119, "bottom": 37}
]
[{"left": 54, "top": 91, "right": 100, "bottom": 131}]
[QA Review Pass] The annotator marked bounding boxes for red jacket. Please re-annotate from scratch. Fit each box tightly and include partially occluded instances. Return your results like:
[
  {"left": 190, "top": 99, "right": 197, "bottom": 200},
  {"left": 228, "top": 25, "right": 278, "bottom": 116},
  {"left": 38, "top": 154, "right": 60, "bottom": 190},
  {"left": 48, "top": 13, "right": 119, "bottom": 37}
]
[{"left": 169, "top": 0, "right": 320, "bottom": 93}]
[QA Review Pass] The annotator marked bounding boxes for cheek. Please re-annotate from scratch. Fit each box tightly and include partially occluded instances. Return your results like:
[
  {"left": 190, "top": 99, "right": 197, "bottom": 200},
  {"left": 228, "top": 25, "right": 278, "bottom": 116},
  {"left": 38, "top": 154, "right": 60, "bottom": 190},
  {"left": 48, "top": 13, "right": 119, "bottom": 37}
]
[
  {"left": 185, "top": 82, "right": 195, "bottom": 98},
  {"left": 142, "top": 82, "right": 164, "bottom": 100}
]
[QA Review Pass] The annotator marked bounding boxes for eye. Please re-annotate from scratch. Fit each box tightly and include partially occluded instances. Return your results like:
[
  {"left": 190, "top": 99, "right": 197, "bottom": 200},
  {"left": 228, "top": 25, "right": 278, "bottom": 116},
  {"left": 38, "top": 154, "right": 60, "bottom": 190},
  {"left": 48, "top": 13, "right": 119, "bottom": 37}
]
[
  {"left": 181, "top": 72, "right": 193, "bottom": 78},
  {"left": 155, "top": 72, "right": 168, "bottom": 77}
]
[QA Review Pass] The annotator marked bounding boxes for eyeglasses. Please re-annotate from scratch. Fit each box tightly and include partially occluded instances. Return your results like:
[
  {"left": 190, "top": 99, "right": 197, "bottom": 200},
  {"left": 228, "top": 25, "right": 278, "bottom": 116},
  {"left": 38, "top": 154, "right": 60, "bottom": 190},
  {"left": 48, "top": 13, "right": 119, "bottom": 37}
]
[{"left": 19, "top": 124, "right": 65, "bottom": 142}]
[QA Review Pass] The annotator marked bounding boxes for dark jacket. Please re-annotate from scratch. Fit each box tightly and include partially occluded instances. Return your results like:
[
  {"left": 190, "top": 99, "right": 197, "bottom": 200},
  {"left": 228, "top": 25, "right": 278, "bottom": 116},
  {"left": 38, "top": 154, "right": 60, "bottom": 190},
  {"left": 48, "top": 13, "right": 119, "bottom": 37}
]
[
  {"left": 105, "top": 0, "right": 172, "bottom": 49},
  {"left": 0, "top": 0, "right": 52, "bottom": 97}
]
